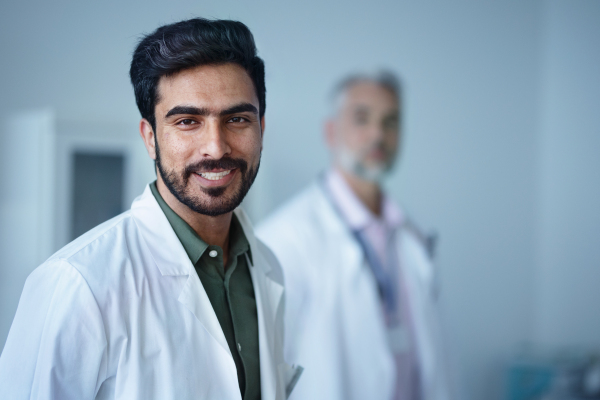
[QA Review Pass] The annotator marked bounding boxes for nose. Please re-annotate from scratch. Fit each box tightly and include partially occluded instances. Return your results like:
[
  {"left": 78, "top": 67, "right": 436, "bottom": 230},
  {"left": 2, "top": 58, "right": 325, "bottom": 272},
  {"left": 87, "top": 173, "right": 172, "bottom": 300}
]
[
  {"left": 368, "top": 122, "right": 385, "bottom": 142},
  {"left": 200, "top": 120, "right": 232, "bottom": 159}
]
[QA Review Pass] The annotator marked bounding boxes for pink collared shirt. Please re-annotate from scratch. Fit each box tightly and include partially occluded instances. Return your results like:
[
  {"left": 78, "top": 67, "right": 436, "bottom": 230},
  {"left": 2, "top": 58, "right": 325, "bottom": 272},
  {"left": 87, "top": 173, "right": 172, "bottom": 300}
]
[{"left": 325, "top": 169, "right": 403, "bottom": 270}]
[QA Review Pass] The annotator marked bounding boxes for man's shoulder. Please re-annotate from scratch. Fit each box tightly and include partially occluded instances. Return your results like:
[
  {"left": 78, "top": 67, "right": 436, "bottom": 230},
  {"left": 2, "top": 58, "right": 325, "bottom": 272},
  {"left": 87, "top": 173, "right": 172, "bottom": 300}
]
[
  {"left": 252, "top": 237, "right": 285, "bottom": 284},
  {"left": 397, "top": 210, "right": 437, "bottom": 261},
  {"left": 17, "top": 211, "right": 141, "bottom": 315},
  {"left": 40, "top": 210, "right": 146, "bottom": 291},
  {"left": 256, "top": 181, "right": 349, "bottom": 268},
  {"left": 50, "top": 210, "right": 135, "bottom": 263},
  {"left": 257, "top": 182, "right": 329, "bottom": 236}
]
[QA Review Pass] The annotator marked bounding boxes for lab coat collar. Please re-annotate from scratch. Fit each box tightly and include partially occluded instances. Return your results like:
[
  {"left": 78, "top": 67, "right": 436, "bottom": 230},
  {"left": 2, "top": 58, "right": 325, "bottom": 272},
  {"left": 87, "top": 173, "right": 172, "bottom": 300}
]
[
  {"left": 130, "top": 185, "right": 193, "bottom": 277},
  {"left": 234, "top": 207, "right": 263, "bottom": 270},
  {"left": 325, "top": 169, "right": 404, "bottom": 232},
  {"left": 131, "top": 185, "right": 261, "bottom": 276}
]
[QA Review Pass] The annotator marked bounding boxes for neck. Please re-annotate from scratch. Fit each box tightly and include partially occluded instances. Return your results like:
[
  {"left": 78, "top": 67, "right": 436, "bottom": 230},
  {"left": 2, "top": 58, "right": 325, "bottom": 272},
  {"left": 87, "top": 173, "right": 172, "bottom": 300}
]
[
  {"left": 156, "top": 176, "right": 232, "bottom": 258},
  {"left": 336, "top": 166, "right": 383, "bottom": 216}
]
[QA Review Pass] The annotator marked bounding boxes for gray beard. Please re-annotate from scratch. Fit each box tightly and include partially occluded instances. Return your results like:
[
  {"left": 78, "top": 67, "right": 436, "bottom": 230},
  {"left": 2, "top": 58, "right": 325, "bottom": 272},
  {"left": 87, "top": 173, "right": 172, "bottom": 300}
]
[{"left": 336, "top": 147, "right": 391, "bottom": 183}]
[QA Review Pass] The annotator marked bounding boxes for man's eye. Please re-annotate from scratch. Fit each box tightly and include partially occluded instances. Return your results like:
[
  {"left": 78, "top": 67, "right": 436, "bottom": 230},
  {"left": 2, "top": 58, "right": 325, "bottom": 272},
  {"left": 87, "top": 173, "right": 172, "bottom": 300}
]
[
  {"left": 228, "top": 117, "right": 248, "bottom": 123},
  {"left": 177, "top": 119, "right": 196, "bottom": 125},
  {"left": 354, "top": 116, "right": 368, "bottom": 125},
  {"left": 353, "top": 111, "right": 369, "bottom": 125},
  {"left": 383, "top": 118, "right": 398, "bottom": 130}
]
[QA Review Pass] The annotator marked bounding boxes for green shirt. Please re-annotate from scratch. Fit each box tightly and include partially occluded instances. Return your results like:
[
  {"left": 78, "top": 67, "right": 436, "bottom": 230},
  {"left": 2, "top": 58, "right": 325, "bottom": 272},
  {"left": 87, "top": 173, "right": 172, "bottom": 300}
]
[{"left": 150, "top": 182, "right": 261, "bottom": 400}]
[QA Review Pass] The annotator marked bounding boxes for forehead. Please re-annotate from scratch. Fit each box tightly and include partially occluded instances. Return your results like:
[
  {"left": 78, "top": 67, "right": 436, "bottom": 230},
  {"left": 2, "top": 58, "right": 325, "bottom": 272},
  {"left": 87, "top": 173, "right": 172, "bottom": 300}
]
[
  {"left": 156, "top": 63, "right": 258, "bottom": 111},
  {"left": 339, "top": 81, "right": 399, "bottom": 113}
]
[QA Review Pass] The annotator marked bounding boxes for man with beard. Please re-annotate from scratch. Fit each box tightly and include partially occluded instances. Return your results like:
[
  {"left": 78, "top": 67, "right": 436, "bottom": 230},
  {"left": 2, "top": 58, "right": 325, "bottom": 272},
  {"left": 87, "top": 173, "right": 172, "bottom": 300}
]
[
  {"left": 0, "top": 18, "right": 299, "bottom": 400},
  {"left": 257, "top": 72, "right": 452, "bottom": 400}
]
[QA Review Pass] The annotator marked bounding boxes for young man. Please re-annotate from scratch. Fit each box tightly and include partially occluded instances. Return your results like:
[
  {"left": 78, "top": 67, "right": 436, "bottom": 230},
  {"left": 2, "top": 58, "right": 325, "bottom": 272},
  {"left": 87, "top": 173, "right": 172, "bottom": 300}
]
[
  {"left": 0, "top": 18, "right": 298, "bottom": 400},
  {"left": 257, "top": 72, "right": 451, "bottom": 400}
]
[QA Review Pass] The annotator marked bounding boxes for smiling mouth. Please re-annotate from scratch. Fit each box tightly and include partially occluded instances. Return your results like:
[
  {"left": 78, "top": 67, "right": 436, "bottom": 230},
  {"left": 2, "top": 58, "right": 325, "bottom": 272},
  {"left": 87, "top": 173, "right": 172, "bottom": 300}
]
[{"left": 198, "top": 169, "right": 233, "bottom": 181}]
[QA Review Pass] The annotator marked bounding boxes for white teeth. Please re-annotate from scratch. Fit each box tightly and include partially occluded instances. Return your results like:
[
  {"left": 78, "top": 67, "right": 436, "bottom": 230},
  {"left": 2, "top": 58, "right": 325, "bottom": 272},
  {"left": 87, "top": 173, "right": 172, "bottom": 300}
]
[{"left": 199, "top": 170, "right": 232, "bottom": 180}]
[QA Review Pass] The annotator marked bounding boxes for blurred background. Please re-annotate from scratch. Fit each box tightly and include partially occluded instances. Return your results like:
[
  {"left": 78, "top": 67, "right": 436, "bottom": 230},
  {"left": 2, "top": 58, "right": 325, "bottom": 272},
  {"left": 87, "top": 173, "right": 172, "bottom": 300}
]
[{"left": 1, "top": 0, "right": 599, "bottom": 399}]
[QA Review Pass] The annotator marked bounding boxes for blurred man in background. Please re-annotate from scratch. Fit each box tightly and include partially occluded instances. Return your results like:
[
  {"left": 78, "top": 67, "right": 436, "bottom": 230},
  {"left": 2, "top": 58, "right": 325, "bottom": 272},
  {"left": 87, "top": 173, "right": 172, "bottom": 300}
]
[
  {"left": 258, "top": 71, "right": 451, "bottom": 400},
  {"left": 0, "top": 18, "right": 297, "bottom": 400}
]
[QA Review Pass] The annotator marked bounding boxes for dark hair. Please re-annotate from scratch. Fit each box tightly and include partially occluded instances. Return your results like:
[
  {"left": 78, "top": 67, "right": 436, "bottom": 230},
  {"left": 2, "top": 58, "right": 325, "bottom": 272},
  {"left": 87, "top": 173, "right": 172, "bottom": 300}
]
[{"left": 129, "top": 18, "right": 266, "bottom": 131}]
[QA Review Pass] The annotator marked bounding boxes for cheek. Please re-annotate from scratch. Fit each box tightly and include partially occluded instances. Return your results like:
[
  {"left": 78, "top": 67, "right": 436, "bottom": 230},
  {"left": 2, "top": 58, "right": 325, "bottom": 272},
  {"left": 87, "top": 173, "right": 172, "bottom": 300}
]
[
  {"left": 349, "top": 128, "right": 370, "bottom": 148},
  {"left": 336, "top": 124, "right": 362, "bottom": 147},
  {"left": 239, "top": 131, "right": 263, "bottom": 159},
  {"left": 160, "top": 134, "right": 195, "bottom": 167},
  {"left": 384, "top": 132, "right": 399, "bottom": 153}
]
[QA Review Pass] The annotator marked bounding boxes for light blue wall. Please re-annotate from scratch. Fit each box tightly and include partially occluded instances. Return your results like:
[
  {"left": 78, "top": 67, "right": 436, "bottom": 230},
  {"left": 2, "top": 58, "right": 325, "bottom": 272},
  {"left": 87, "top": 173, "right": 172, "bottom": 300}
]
[
  {"left": 0, "top": 1, "right": 598, "bottom": 399},
  {"left": 535, "top": 0, "right": 600, "bottom": 349},
  {"left": 383, "top": 3, "right": 542, "bottom": 398}
]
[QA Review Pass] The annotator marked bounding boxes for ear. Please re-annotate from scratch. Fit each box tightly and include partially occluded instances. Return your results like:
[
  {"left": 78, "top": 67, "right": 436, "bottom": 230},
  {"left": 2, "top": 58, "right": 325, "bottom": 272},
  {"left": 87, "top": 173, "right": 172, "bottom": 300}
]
[
  {"left": 139, "top": 119, "right": 157, "bottom": 160},
  {"left": 260, "top": 116, "right": 266, "bottom": 139},
  {"left": 324, "top": 119, "right": 336, "bottom": 149}
]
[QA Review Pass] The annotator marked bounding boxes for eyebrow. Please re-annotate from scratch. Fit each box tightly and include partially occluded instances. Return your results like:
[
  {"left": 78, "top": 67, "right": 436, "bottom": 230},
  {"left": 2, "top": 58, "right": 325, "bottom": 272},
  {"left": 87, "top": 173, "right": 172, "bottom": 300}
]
[
  {"left": 165, "top": 103, "right": 259, "bottom": 119},
  {"left": 165, "top": 106, "right": 208, "bottom": 118},
  {"left": 221, "top": 103, "right": 259, "bottom": 116}
]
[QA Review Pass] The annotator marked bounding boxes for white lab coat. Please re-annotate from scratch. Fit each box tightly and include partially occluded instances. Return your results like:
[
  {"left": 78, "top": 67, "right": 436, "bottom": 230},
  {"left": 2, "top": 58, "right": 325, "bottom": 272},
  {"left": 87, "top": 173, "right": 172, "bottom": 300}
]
[
  {"left": 0, "top": 185, "right": 293, "bottom": 400},
  {"left": 257, "top": 182, "right": 452, "bottom": 400}
]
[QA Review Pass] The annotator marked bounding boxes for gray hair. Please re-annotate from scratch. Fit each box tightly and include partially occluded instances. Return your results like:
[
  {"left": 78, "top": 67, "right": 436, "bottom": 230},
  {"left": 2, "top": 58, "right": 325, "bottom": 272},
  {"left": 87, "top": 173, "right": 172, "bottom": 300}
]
[{"left": 329, "top": 70, "right": 402, "bottom": 116}]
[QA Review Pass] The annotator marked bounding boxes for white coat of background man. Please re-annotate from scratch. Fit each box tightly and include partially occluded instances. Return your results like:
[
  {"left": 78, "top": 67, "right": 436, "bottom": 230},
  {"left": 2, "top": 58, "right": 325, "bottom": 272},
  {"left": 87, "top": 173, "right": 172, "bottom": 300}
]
[
  {"left": 257, "top": 71, "right": 452, "bottom": 400},
  {"left": 0, "top": 18, "right": 301, "bottom": 400}
]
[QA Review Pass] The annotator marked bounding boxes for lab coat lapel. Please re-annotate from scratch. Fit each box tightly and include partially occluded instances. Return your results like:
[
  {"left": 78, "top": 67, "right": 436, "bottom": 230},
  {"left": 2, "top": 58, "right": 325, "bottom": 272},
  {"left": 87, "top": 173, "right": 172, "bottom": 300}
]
[
  {"left": 235, "top": 208, "right": 285, "bottom": 400},
  {"left": 130, "top": 185, "right": 231, "bottom": 356},
  {"left": 396, "top": 227, "right": 440, "bottom": 396},
  {"left": 176, "top": 269, "right": 231, "bottom": 357},
  {"left": 315, "top": 182, "right": 367, "bottom": 274},
  {"left": 399, "top": 227, "right": 451, "bottom": 399},
  {"left": 250, "top": 253, "right": 284, "bottom": 400}
]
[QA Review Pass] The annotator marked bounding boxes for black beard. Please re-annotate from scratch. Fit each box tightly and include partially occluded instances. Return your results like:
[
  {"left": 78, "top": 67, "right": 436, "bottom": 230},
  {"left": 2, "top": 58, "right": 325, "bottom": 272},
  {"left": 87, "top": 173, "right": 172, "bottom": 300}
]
[{"left": 155, "top": 141, "right": 260, "bottom": 217}]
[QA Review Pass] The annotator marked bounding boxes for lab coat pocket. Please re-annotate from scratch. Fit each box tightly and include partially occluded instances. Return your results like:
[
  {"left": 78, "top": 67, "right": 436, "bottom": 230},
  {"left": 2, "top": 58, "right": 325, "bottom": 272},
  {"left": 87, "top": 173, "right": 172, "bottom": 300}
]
[{"left": 278, "top": 362, "right": 304, "bottom": 399}]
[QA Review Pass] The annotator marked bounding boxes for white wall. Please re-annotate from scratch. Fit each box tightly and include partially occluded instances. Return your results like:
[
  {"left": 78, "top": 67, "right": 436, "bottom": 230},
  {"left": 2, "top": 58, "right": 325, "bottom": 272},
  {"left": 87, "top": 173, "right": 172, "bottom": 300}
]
[
  {"left": 534, "top": 0, "right": 600, "bottom": 349},
  {"left": 0, "top": 1, "right": 598, "bottom": 399},
  {"left": 0, "top": 110, "right": 55, "bottom": 353}
]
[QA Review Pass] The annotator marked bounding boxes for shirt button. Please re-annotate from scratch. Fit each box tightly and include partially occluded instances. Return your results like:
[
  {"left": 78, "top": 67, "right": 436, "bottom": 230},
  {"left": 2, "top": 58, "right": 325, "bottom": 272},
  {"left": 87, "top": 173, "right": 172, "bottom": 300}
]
[
  {"left": 209, "top": 250, "right": 218, "bottom": 257},
  {"left": 237, "top": 343, "right": 242, "bottom": 352}
]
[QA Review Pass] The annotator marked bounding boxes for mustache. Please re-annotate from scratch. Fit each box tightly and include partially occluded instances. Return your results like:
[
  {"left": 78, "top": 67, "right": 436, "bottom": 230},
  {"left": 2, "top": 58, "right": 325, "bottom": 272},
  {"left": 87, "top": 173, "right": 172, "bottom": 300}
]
[
  {"left": 361, "top": 141, "right": 387, "bottom": 154},
  {"left": 184, "top": 157, "right": 248, "bottom": 178}
]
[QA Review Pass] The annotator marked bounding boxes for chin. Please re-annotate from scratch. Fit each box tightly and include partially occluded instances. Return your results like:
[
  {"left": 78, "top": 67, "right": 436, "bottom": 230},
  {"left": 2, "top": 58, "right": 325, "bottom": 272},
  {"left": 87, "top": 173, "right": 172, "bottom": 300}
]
[
  {"left": 157, "top": 154, "right": 260, "bottom": 217},
  {"left": 181, "top": 185, "right": 244, "bottom": 216}
]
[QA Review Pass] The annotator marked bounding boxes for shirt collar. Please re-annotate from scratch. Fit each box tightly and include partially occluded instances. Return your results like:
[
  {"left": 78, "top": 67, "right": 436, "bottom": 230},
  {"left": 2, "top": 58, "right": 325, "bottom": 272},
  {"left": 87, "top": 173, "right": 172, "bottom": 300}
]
[
  {"left": 325, "top": 168, "right": 403, "bottom": 231},
  {"left": 228, "top": 212, "right": 252, "bottom": 263},
  {"left": 150, "top": 181, "right": 252, "bottom": 265}
]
